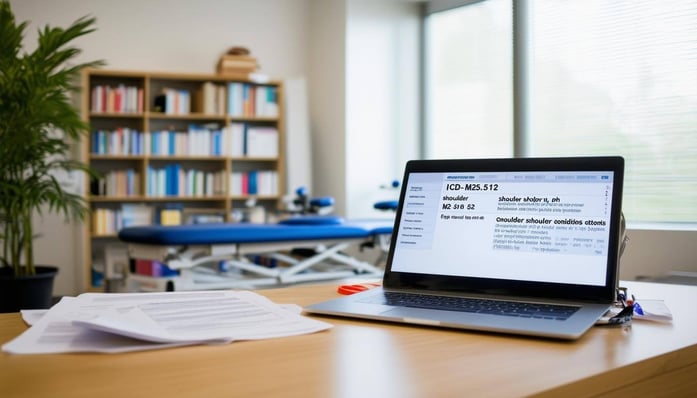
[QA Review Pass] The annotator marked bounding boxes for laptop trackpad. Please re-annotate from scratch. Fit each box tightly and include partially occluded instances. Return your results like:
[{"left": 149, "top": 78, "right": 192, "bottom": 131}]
[{"left": 381, "top": 307, "right": 480, "bottom": 324}]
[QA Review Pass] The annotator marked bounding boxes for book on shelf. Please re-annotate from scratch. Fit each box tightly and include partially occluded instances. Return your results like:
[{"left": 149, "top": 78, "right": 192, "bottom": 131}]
[
  {"left": 229, "top": 170, "right": 278, "bottom": 196},
  {"left": 189, "top": 123, "right": 225, "bottom": 156},
  {"left": 92, "top": 208, "right": 120, "bottom": 236},
  {"left": 217, "top": 55, "right": 258, "bottom": 76},
  {"left": 91, "top": 84, "right": 143, "bottom": 113},
  {"left": 91, "top": 203, "right": 151, "bottom": 236},
  {"left": 218, "top": 55, "right": 258, "bottom": 68},
  {"left": 90, "top": 169, "right": 140, "bottom": 197},
  {"left": 226, "top": 122, "right": 246, "bottom": 157},
  {"left": 121, "top": 204, "right": 153, "bottom": 228},
  {"left": 166, "top": 163, "right": 180, "bottom": 196},
  {"left": 92, "top": 128, "right": 144, "bottom": 155},
  {"left": 156, "top": 203, "right": 184, "bottom": 226},
  {"left": 148, "top": 124, "right": 224, "bottom": 156},
  {"left": 154, "top": 88, "right": 191, "bottom": 115},
  {"left": 224, "top": 123, "right": 278, "bottom": 158},
  {"left": 227, "top": 82, "right": 278, "bottom": 117},
  {"left": 246, "top": 126, "right": 279, "bottom": 157},
  {"left": 254, "top": 85, "right": 279, "bottom": 117},
  {"left": 194, "top": 82, "right": 226, "bottom": 115},
  {"left": 146, "top": 165, "right": 226, "bottom": 197},
  {"left": 182, "top": 208, "right": 226, "bottom": 224}
]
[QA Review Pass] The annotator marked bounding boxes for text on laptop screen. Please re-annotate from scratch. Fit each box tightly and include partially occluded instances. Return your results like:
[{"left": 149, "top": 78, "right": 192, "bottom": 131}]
[{"left": 391, "top": 171, "right": 615, "bottom": 286}]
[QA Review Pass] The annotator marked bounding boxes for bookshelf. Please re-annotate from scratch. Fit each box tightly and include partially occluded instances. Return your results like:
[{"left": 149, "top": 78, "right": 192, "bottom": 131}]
[{"left": 80, "top": 69, "right": 285, "bottom": 291}]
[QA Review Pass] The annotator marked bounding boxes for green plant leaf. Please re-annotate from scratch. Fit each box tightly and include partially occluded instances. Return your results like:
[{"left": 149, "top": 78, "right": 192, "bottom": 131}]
[{"left": 0, "top": 0, "right": 103, "bottom": 275}]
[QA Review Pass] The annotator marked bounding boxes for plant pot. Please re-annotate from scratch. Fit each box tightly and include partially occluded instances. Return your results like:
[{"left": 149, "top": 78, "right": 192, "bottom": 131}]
[{"left": 0, "top": 266, "right": 58, "bottom": 313}]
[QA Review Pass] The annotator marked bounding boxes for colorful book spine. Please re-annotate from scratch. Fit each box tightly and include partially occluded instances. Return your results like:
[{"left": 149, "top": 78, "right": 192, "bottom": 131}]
[
  {"left": 91, "top": 84, "right": 144, "bottom": 113},
  {"left": 92, "top": 169, "right": 140, "bottom": 196},
  {"left": 146, "top": 164, "right": 225, "bottom": 197},
  {"left": 227, "top": 83, "right": 278, "bottom": 117},
  {"left": 229, "top": 170, "right": 278, "bottom": 196},
  {"left": 91, "top": 128, "right": 144, "bottom": 155}
]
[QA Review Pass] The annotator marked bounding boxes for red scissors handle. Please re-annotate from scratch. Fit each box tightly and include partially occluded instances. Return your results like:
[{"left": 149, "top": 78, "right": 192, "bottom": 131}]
[{"left": 337, "top": 282, "right": 381, "bottom": 295}]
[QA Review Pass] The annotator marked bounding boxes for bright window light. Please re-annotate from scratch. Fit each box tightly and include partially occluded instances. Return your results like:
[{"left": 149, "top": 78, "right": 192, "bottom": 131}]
[
  {"left": 425, "top": 0, "right": 513, "bottom": 159},
  {"left": 529, "top": 0, "right": 697, "bottom": 224},
  {"left": 425, "top": 0, "right": 697, "bottom": 226}
]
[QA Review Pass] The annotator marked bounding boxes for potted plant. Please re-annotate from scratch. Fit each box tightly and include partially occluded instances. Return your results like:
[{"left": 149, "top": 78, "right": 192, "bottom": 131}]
[{"left": 0, "top": 1, "right": 103, "bottom": 312}]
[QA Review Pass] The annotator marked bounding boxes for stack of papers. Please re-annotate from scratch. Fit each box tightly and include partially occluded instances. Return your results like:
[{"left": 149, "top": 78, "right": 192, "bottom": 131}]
[{"left": 2, "top": 290, "right": 332, "bottom": 355}]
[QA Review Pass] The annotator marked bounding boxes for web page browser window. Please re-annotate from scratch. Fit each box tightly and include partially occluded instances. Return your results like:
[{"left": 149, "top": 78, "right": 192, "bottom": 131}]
[{"left": 392, "top": 170, "right": 615, "bottom": 286}]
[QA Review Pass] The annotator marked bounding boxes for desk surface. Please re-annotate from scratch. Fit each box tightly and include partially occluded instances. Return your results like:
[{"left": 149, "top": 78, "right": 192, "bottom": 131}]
[{"left": 1, "top": 280, "right": 697, "bottom": 398}]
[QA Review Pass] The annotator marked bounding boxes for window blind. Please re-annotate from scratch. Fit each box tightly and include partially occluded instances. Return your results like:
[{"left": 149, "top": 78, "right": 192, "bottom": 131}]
[{"left": 529, "top": 0, "right": 697, "bottom": 224}]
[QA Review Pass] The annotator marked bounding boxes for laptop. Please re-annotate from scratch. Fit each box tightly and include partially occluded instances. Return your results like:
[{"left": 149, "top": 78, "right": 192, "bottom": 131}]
[{"left": 305, "top": 156, "right": 625, "bottom": 340}]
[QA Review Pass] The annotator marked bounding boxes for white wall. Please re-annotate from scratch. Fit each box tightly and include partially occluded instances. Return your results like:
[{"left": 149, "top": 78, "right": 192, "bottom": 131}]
[
  {"left": 10, "top": 0, "right": 310, "bottom": 76},
  {"left": 307, "top": 0, "right": 348, "bottom": 213},
  {"left": 621, "top": 228, "right": 697, "bottom": 280}
]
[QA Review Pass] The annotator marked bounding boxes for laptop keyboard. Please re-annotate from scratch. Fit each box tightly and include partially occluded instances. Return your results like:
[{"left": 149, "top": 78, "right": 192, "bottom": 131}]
[{"left": 364, "top": 292, "right": 580, "bottom": 321}]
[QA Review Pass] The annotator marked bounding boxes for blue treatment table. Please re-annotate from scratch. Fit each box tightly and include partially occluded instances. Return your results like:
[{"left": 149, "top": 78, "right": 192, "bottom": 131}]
[{"left": 118, "top": 218, "right": 394, "bottom": 291}]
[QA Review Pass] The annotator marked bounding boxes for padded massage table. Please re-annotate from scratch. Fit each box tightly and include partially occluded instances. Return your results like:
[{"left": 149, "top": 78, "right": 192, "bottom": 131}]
[{"left": 118, "top": 217, "right": 394, "bottom": 291}]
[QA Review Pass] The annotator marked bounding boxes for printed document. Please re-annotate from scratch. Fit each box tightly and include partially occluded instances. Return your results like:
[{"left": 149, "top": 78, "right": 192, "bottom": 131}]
[{"left": 2, "top": 290, "right": 331, "bottom": 355}]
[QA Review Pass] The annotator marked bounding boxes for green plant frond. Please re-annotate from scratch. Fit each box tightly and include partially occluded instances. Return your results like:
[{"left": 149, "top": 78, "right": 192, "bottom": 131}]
[
  {"left": 65, "top": 63, "right": 106, "bottom": 88},
  {"left": 34, "top": 15, "right": 97, "bottom": 71},
  {"left": 0, "top": 182, "right": 21, "bottom": 197},
  {"left": 43, "top": 47, "right": 83, "bottom": 73},
  {"left": 13, "top": 78, "right": 89, "bottom": 131},
  {"left": 0, "top": 2, "right": 25, "bottom": 66},
  {"left": 0, "top": 1, "right": 102, "bottom": 275},
  {"left": 42, "top": 176, "right": 88, "bottom": 220},
  {"left": 45, "top": 105, "right": 89, "bottom": 136},
  {"left": 53, "top": 158, "right": 95, "bottom": 175}
]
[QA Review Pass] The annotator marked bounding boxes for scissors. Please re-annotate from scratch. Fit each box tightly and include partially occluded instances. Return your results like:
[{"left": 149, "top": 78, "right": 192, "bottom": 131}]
[{"left": 337, "top": 282, "right": 381, "bottom": 295}]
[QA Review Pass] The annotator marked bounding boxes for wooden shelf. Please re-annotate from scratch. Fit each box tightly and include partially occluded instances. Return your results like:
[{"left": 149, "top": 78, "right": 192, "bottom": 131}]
[
  {"left": 81, "top": 68, "right": 286, "bottom": 292},
  {"left": 89, "top": 112, "right": 144, "bottom": 118},
  {"left": 147, "top": 112, "right": 227, "bottom": 121},
  {"left": 89, "top": 195, "right": 230, "bottom": 202},
  {"left": 90, "top": 154, "right": 146, "bottom": 160},
  {"left": 145, "top": 155, "right": 228, "bottom": 161}
]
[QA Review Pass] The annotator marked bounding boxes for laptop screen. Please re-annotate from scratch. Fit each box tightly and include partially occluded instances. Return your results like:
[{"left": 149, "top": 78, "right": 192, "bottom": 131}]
[{"left": 384, "top": 157, "right": 624, "bottom": 301}]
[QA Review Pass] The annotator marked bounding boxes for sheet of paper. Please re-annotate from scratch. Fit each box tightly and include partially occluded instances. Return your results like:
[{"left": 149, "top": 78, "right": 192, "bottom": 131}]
[
  {"left": 18, "top": 302, "right": 301, "bottom": 325},
  {"left": 21, "top": 308, "right": 52, "bottom": 326},
  {"left": 2, "top": 291, "right": 332, "bottom": 355},
  {"left": 633, "top": 299, "right": 673, "bottom": 323},
  {"left": 3, "top": 297, "right": 191, "bottom": 354}
]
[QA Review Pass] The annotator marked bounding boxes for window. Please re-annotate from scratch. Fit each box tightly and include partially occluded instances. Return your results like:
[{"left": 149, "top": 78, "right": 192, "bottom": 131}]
[
  {"left": 425, "top": 0, "right": 513, "bottom": 159},
  {"left": 425, "top": 0, "right": 697, "bottom": 226}
]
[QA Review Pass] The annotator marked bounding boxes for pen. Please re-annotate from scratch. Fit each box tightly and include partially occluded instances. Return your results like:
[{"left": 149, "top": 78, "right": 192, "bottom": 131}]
[
  {"left": 632, "top": 295, "right": 644, "bottom": 315},
  {"left": 617, "top": 288, "right": 627, "bottom": 306}
]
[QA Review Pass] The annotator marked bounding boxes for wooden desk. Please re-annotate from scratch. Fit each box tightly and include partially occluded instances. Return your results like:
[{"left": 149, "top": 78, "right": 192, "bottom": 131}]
[{"left": 1, "top": 280, "right": 696, "bottom": 398}]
